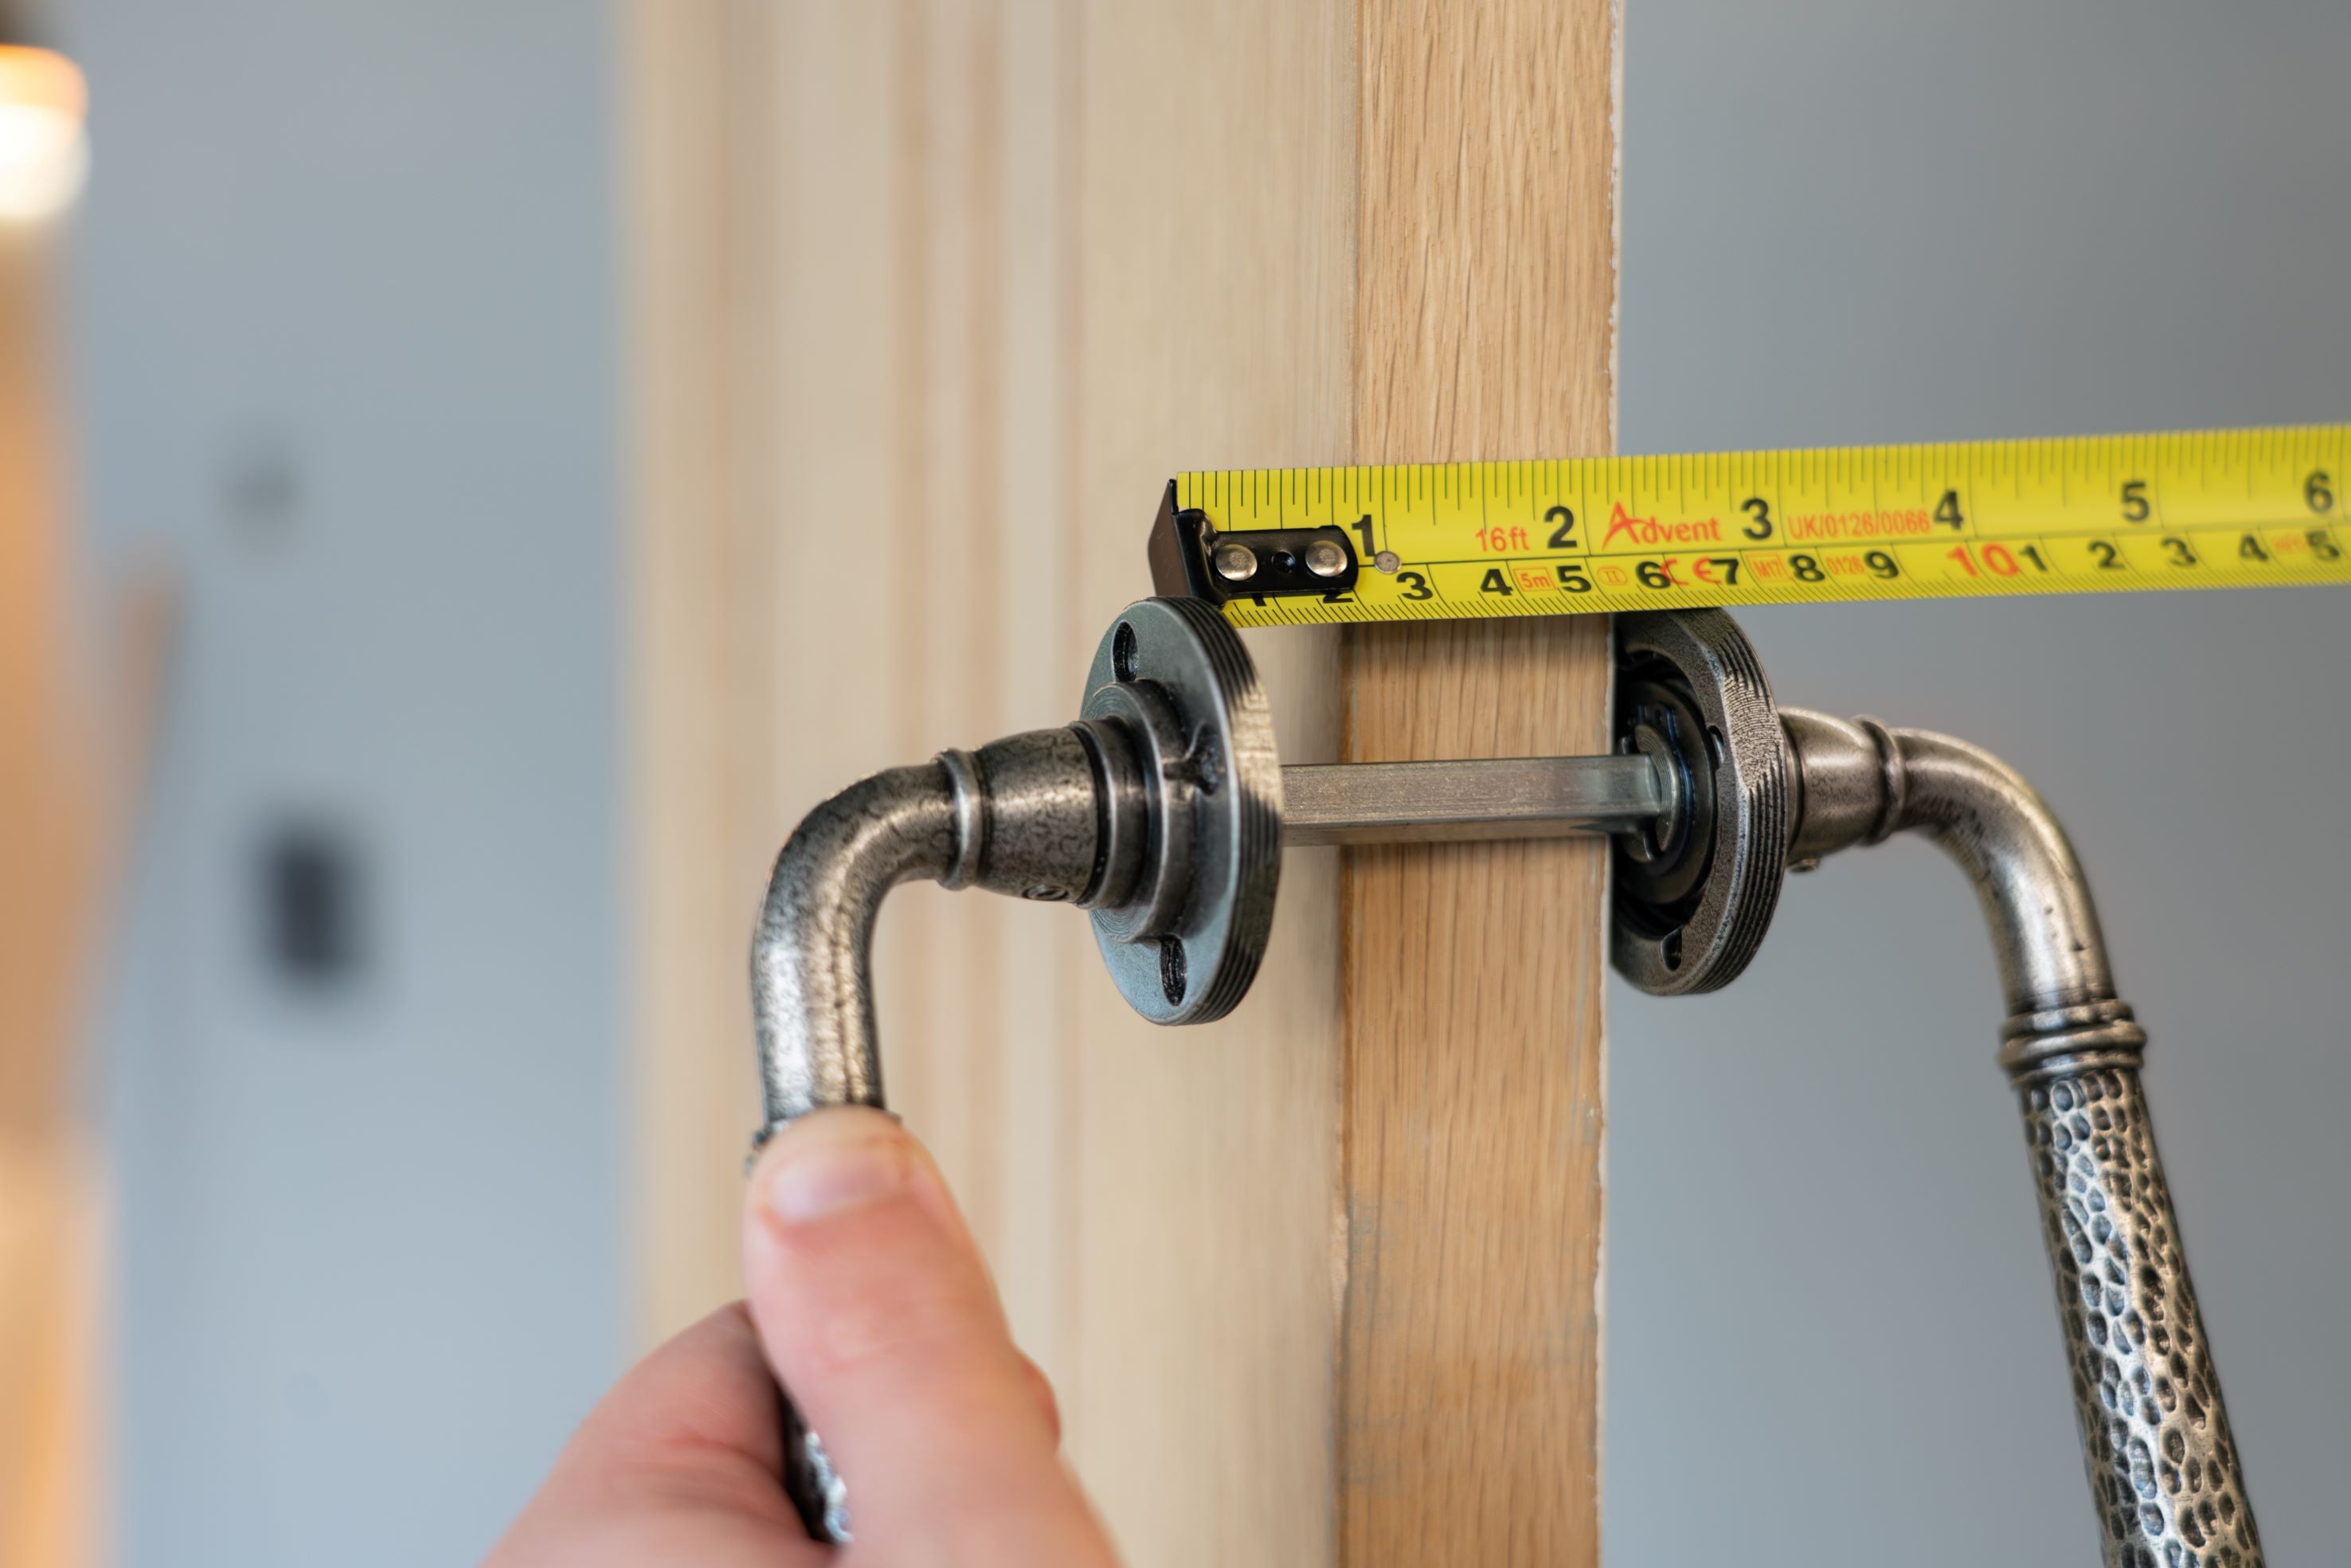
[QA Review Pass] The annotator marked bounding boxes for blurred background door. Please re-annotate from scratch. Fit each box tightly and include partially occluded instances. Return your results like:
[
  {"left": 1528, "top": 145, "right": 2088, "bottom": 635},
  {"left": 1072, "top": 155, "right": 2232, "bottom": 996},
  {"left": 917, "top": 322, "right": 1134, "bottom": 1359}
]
[{"left": 0, "top": 127, "right": 103, "bottom": 1568}]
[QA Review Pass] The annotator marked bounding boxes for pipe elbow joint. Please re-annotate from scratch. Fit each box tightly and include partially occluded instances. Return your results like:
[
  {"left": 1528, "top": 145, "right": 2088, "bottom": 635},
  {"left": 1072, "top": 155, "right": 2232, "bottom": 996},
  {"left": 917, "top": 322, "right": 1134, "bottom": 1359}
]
[
  {"left": 751, "top": 763, "right": 956, "bottom": 1132},
  {"left": 750, "top": 729, "right": 1105, "bottom": 1137},
  {"left": 1780, "top": 708, "right": 2146, "bottom": 1080}
]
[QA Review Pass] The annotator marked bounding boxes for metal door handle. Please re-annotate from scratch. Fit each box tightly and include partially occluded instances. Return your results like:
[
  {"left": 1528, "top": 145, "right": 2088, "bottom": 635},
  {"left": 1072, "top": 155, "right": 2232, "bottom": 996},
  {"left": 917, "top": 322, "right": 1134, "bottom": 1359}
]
[
  {"left": 751, "top": 600, "right": 2262, "bottom": 1564},
  {"left": 1780, "top": 713, "right": 2259, "bottom": 1566}
]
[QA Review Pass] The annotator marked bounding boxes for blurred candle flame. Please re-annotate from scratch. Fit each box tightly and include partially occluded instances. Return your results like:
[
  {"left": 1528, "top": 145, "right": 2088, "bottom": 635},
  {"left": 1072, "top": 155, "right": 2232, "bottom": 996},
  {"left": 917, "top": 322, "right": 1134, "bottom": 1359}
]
[{"left": 0, "top": 45, "right": 84, "bottom": 225}]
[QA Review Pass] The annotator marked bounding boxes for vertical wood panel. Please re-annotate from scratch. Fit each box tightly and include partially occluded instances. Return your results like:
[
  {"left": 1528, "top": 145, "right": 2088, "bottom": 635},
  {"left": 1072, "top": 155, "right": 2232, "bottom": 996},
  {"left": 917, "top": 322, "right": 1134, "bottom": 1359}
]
[
  {"left": 629, "top": 2, "right": 1617, "bottom": 1562},
  {"left": 1340, "top": 2, "right": 1621, "bottom": 1562}
]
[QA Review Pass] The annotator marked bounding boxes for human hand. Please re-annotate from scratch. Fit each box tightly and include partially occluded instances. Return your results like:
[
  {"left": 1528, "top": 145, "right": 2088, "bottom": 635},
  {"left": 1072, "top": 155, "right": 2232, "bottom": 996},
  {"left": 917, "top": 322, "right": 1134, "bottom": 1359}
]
[{"left": 487, "top": 1107, "right": 1121, "bottom": 1566}]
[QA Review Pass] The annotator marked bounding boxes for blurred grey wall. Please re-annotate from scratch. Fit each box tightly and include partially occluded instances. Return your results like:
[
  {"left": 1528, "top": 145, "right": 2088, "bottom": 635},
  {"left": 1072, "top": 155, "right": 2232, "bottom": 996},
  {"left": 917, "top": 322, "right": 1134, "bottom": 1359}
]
[
  {"left": 62, "top": 3, "right": 624, "bottom": 1564},
  {"left": 1613, "top": 2, "right": 2350, "bottom": 1564}
]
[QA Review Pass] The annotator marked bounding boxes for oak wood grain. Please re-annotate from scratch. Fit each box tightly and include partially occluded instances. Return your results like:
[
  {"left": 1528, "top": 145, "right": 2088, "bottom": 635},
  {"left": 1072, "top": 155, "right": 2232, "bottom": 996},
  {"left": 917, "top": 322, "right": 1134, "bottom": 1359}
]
[{"left": 1340, "top": 2, "right": 1621, "bottom": 1562}]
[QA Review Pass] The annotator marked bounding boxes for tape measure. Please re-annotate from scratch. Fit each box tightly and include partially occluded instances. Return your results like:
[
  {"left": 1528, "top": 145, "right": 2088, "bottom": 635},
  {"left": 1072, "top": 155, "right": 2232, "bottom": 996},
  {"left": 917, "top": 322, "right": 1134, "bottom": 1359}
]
[{"left": 1144, "top": 424, "right": 2351, "bottom": 627}]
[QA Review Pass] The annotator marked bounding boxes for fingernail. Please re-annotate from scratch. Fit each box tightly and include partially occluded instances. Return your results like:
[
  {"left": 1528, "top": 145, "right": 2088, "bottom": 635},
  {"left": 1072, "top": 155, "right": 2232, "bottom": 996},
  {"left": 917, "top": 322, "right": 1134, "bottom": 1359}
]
[{"left": 764, "top": 1121, "right": 912, "bottom": 1226}]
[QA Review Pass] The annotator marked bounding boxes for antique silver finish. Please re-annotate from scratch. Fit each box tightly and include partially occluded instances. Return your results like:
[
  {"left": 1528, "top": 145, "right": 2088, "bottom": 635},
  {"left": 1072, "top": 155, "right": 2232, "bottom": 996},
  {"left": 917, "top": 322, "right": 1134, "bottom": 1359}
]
[
  {"left": 750, "top": 729, "right": 1102, "bottom": 1135},
  {"left": 1078, "top": 597, "right": 1285, "bottom": 1024},
  {"left": 747, "top": 597, "right": 1283, "bottom": 1540},
  {"left": 750, "top": 600, "right": 1284, "bottom": 1139},
  {"left": 2023, "top": 1066, "right": 2257, "bottom": 1566},
  {"left": 1780, "top": 708, "right": 2262, "bottom": 1568},
  {"left": 751, "top": 761, "right": 953, "bottom": 1128},
  {"left": 749, "top": 600, "right": 1723, "bottom": 1120},
  {"left": 1781, "top": 712, "right": 2126, "bottom": 1033},
  {"left": 1281, "top": 753, "right": 1669, "bottom": 846},
  {"left": 751, "top": 599, "right": 2262, "bottom": 1560}
]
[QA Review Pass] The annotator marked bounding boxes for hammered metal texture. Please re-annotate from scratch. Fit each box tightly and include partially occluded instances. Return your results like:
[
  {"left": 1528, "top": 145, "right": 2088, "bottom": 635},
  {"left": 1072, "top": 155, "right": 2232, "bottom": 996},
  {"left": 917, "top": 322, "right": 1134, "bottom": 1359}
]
[{"left": 2021, "top": 1067, "right": 2263, "bottom": 1568}]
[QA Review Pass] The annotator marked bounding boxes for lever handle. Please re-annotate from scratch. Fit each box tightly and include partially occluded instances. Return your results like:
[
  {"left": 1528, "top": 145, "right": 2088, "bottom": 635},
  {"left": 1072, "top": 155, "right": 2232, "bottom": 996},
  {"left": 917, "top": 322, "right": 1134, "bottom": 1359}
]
[
  {"left": 750, "top": 728, "right": 1113, "bottom": 1541},
  {"left": 742, "top": 612, "right": 2272, "bottom": 1558},
  {"left": 749, "top": 762, "right": 956, "bottom": 1543},
  {"left": 2017, "top": 1060, "right": 2262, "bottom": 1566}
]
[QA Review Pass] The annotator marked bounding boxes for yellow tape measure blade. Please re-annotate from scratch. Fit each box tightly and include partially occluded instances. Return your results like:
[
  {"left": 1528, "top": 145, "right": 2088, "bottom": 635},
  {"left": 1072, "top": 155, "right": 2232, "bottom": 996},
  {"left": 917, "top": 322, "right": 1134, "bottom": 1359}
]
[{"left": 1156, "top": 425, "right": 2351, "bottom": 627}]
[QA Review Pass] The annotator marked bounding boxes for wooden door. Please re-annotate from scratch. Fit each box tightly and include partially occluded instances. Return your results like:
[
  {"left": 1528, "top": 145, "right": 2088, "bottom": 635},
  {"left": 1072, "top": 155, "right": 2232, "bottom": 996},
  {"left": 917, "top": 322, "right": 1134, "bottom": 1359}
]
[{"left": 626, "top": 2, "right": 1618, "bottom": 1560}]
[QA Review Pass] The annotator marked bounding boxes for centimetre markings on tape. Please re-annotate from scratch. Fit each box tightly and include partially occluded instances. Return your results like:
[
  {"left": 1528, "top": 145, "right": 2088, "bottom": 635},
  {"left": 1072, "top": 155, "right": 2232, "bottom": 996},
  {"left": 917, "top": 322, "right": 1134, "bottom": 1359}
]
[{"left": 1148, "top": 424, "right": 2351, "bottom": 628}]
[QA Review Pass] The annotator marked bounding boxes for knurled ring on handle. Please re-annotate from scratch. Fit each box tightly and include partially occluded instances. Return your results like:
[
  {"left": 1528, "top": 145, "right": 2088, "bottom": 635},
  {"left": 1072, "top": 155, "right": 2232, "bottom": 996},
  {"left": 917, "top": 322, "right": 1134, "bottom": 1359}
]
[
  {"left": 1610, "top": 608, "right": 1790, "bottom": 995},
  {"left": 1078, "top": 598, "right": 1283, "bottom": 1024}
]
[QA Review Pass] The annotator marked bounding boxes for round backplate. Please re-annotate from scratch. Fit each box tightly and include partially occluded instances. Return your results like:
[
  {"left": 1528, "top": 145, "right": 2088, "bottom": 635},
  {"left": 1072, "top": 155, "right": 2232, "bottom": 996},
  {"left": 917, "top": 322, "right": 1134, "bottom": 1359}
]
[
  {"left": 1080, "top": 598, "right": 1283, "bottom": 1024},
  {"left": 1610, "top": 608, "right": 1790, "bottom": 995}
]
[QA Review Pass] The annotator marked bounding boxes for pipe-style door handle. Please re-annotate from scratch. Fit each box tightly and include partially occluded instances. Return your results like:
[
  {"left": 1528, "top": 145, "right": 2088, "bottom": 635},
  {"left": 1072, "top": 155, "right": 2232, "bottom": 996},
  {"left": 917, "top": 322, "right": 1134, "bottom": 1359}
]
[{"left": 751, "top": 601, "right": 2262, "bottom": 1565}]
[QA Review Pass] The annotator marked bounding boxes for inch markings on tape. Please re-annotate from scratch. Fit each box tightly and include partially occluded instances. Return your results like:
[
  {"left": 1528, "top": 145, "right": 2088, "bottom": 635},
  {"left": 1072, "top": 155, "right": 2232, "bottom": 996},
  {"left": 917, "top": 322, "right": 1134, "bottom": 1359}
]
[{"left": 1144, "top": 424, "right": 2351, "bottom": 628}]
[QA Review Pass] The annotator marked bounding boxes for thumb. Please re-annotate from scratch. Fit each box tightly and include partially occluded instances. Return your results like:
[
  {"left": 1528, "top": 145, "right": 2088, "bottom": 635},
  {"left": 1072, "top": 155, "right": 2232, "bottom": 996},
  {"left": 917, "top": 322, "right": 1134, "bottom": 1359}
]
[{"left": 741, "top": 1107, "right": 1116, "bottom": 1565}]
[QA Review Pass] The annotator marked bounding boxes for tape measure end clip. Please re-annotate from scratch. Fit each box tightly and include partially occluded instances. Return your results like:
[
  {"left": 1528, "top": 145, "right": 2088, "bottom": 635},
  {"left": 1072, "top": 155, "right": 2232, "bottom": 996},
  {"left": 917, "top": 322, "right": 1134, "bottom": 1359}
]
[{"left": 1147, "top": 479, "right": 1363, "bottom": 610}]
